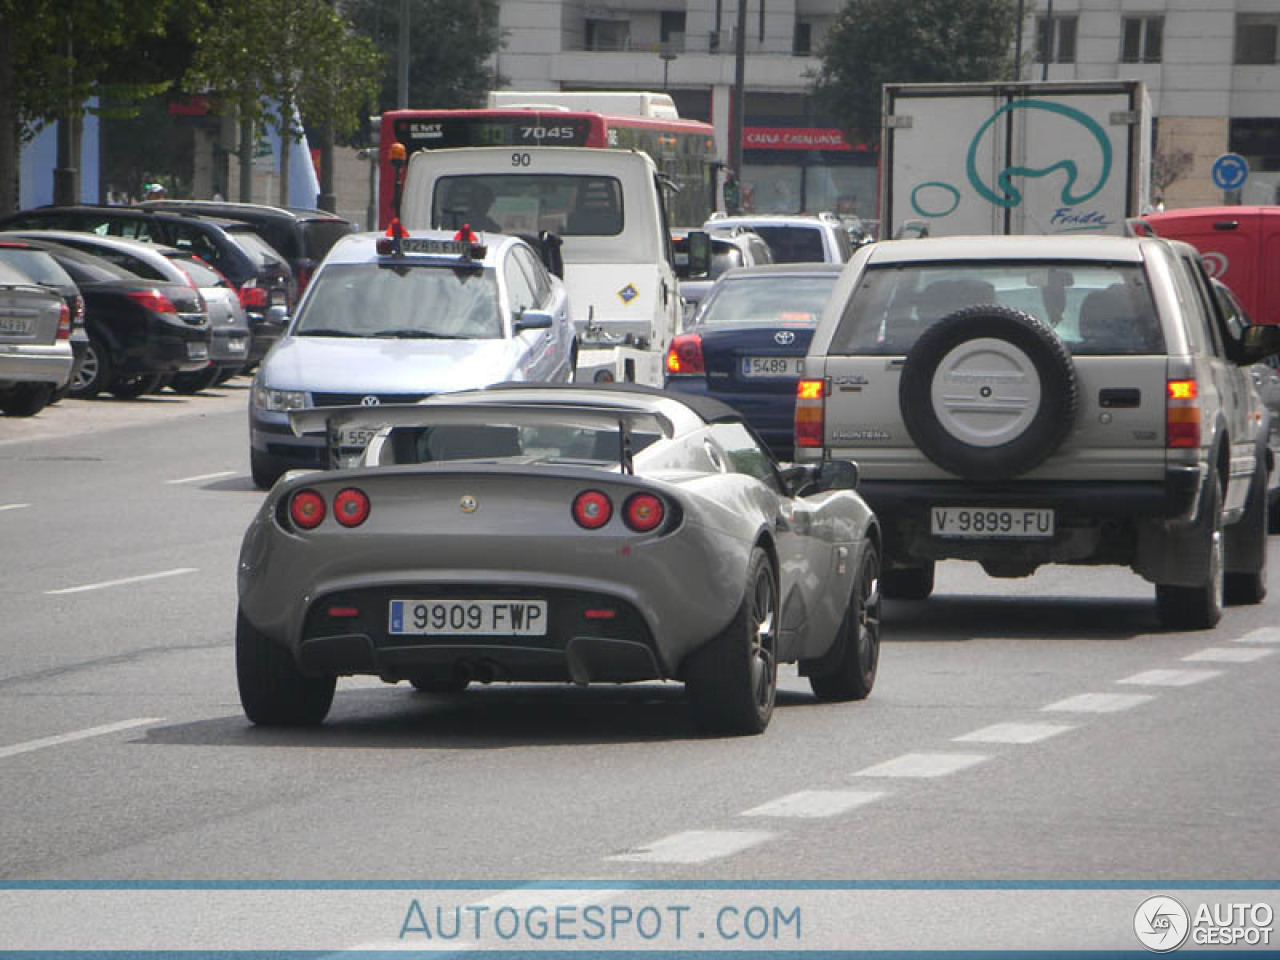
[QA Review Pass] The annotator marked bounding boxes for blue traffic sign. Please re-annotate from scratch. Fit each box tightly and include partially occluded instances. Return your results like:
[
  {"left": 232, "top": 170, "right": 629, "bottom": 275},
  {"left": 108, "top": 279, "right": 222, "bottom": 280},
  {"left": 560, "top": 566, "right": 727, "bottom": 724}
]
[{"left": 1212, "top": 153, "right": 1249, "bottom": 192}]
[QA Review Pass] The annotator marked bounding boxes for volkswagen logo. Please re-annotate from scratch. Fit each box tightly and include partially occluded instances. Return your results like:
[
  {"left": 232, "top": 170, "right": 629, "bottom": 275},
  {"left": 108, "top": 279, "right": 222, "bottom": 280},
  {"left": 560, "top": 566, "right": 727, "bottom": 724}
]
[
  {"left": 360, "top": 396, "right": 381, "bottom": 406},
  {"left": 460, "top": 495, "right": 478, "bottom": 513},
  {"left": 774, "top": 330, "right": 796, "bottom": 345}
]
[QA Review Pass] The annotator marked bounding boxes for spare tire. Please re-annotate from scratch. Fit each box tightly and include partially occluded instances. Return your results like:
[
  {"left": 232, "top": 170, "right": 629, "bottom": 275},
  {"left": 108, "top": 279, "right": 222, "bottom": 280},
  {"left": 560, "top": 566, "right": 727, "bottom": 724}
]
[{"left": 899, "top": 304, "right": 1077, "bottom": 482}]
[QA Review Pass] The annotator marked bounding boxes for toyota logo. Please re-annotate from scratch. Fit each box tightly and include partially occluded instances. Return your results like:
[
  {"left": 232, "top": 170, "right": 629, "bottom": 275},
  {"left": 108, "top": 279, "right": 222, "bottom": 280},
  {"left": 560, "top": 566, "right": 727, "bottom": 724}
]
[
  {"left": 360, "top": 396, "right": 381, "bottom": 406},
  {"left": 774, "top": 331, "right": 796, "bottom": 345}
]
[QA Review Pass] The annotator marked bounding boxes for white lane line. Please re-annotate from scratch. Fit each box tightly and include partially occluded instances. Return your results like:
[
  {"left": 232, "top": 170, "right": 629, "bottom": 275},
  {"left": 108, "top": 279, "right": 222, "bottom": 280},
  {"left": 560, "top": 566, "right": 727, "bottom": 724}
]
[
  {"left": 605, "top": 829, "right": 773, "bottom": 864},
  {"left": 165, "top": 470, "right": 237, "bottom": 485},
  {"left": 741, "top": 789, "right": 886, "bottom": 819},
  {"left": 1118, "top": 668, "right": 1221, "bottom": 687},
  {"left": 1183, "top": 646, "right": 1274, "bottom": 664},
  {"left": 1043, "top": 692, "right": 1155, "bottom": 713},
  {"left": 0, "top": 503, "right": 31, "bottom": 512},
  {"left": 45, "top": 567, "right": 198, "bottom": 596},
  {"left": 0, "top": 718, "right": 162, "bottom": 760},
  {"left": 1235, "top": 627, "right": 1280, "bottom": 644},
  {"left": 854, "top": 752, "right": 989, "bottom": 779},
  {"left": 953, "top": 722, "right": 1075, "bottom": 745}
]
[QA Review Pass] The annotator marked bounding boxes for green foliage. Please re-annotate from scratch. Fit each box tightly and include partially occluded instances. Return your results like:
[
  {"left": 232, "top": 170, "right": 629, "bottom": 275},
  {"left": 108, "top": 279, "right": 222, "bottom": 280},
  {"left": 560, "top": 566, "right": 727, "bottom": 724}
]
[
  {"left": 346, "top": 0, "right": 502, "bottom": 113},
  {"left": 813, "top": 0, "right": 1021, "bottom": 146}
]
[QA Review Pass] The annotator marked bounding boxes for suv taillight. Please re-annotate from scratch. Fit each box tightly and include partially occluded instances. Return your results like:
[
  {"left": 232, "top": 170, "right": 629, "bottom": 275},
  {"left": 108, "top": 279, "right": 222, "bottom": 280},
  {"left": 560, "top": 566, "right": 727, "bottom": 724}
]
[
  {"left": 795, "top": 378, "right": 827, "bottom": 448},
  {"left": 666, "top": 334, "right": 704, "bottom": 375},
  {"left": 240, "top": 284, "right": 269, "bottom": 310},
  {"left": 1167, "top": 378, "right": 1200, "bottom": 449}
]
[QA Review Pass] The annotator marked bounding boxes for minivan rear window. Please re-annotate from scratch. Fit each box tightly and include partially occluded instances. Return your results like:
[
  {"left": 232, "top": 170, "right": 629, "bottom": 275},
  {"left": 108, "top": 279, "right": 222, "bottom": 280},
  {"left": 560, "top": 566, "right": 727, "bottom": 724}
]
[{"left": 829, "top": 261, "right": 1164, "bottom": 356}]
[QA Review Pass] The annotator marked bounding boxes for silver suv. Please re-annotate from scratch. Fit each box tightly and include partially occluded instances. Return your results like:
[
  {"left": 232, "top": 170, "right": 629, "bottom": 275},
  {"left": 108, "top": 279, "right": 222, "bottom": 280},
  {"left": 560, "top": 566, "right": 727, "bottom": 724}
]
[
  {"left": 798, "top": 234, "right": 1280, "bottom": 629},
  {"left": 704, "top": 213, "right": 854, "bottom": 264}
]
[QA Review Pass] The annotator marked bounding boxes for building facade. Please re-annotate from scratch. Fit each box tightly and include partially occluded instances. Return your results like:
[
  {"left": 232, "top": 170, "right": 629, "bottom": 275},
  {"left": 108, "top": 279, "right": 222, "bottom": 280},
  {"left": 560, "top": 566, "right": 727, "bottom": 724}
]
[{"left": 492, "top": 0, "right": 1280, "bottom": 215}]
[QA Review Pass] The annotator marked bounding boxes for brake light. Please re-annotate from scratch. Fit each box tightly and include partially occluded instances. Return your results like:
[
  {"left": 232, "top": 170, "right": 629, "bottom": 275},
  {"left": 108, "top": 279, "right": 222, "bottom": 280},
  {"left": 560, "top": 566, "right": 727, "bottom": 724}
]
[
  {"left": 56, "top": 301, "right": 71, "bottom": 340},
  {"left": 333, "top": 488, "right": 370, "bottom": 527},
  {"left": 572, "top": 490, "right": 613, "bottom": 529},
  {"left": 795, "top": 378, "right": 827, "bottom": 448},
  {"left": 1167, "top": 378, "right": 1200, "bottom": 449},
  {"left": 73, "top": 294, "right": 85, "bottom": 324},
  {"left": 623, "top": 493, "right": 665, "bottom": 532},
  {"left": 239, "top": 284, "right": 269, "bottom": 310},
  {"left": 289, "top": 489, "right": 327, "bottom": 529},
  {"left": 126, "top": 289, "right": 177, "bottom": 315},
  {"left": 666, "top": 333, "right": 704, "bottom": 375}
]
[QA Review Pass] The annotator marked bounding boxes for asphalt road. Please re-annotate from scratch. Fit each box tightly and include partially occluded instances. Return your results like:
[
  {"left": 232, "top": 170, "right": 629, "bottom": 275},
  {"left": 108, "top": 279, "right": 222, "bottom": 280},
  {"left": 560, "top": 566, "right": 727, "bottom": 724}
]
[{"left": 2, "top": 386, "right": 1277, "bottom": 898}]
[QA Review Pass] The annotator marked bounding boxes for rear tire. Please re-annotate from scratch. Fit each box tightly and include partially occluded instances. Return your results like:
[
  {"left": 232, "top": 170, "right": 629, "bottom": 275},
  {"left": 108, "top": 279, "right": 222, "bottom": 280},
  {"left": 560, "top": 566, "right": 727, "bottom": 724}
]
[
  {"left": 69, "top": 338, "right": 111, "bottom": 399},
  {"left": 684, "top": 547, "right": 778, "bottom": 736},
  {"left": 236, "top": 609, "right": 335, "bottom": 725},
  {"left": 808, "top": 543, "right": 881, "bottom": 701},
  {"left": 881, "top": 562, "right": 935, "bottom": 601},
  {"left": 1156, "top": 476, "right": 1225, "bottom": 630},
  {"left": 0, "top": 383, "right": 55, "bottom": 417},
  {"left": 1225, "top": 454, "right": 1269, "bottom": 605},
  {"left": 251, "top": 448, "right": 287, "bottom": 490},
  {"left": 108, "top": 374, "right": 164, "bottom": 399}
]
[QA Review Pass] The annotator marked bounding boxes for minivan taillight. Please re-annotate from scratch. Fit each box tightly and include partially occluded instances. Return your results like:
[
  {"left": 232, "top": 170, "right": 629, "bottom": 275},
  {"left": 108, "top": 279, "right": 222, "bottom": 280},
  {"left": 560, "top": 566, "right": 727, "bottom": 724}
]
[
  {"left": 239, "top": 284, "right": 269, "bottom": 310},
  {"left": 666, "top": 334, "right": 704, "bottom": 375},
  {"left": 56, "top": 302, "right": 71, "bottom": 340},
  {"left": 795, "top": 378, "right": 827, "bottom": 448},
  {"left": 1167, "top": 378, "right": 1200, "bottom": 449}
]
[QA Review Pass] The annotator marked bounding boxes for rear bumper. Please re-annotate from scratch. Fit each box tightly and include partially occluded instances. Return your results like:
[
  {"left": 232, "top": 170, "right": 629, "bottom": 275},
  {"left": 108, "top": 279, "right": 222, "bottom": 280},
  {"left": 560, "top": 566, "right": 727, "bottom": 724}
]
[
  {"left": 0, "top": 344, "right": 75, "bottom": 386},
  {"left": 209, "top": 325, "right": 252, "bottom": 366}
]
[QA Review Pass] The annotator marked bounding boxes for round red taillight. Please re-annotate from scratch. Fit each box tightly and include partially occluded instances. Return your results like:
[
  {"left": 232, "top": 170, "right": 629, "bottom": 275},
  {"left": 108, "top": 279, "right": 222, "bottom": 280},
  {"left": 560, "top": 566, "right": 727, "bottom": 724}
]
[
  {"left": 623, "top": 493, "right": 665, "bottom": 532},
  {"left": 572, "top": 490, "right": 613, "bottom": 529},
  {"left": 289, "top": 489, "right": 327, "bottom": 529},
  {"left": 333, "top": 487, "right": 370, "bottom": 527}
]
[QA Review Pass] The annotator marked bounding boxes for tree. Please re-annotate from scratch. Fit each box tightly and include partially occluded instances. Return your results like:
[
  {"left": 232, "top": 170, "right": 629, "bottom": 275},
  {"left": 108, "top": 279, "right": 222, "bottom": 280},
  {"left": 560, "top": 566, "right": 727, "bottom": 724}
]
[
  {"left": 1152, "top": 143, "right": 1195, "bottom": 202},
  {"left": 345, "top": 0, "right": 502, "bottom": 113},
  {"left": 812, "top": 0, "right": 1021, "bottom": 148}
]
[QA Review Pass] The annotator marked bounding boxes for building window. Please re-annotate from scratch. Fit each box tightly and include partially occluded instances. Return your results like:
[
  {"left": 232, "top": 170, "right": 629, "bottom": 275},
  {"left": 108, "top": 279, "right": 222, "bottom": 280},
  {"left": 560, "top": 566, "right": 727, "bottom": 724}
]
[
  {"left": 793, "top": 21, "right": 812, "bottom": 56},
  {"left": 1122, "top": 15, "right": 1163, "bottom": 63},
  {"left": 660, "top": 11, "right": 685, "bottom": 47},
  {"left": 1236, "top": 14, "right": 1279, "bottom": 65},
  {"left": 585, "top": 18, "right": 630, "bottom": 52},
  {"left": 1036, "top": 15, "right": 1077, "bottom": 64}
]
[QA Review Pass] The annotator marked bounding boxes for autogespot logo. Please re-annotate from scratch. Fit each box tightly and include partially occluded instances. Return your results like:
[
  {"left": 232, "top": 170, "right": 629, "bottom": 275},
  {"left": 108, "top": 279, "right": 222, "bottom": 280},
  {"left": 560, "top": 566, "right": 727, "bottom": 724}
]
[{"left": 1135, "top": 896, "right": 1191, "bottom": 952}]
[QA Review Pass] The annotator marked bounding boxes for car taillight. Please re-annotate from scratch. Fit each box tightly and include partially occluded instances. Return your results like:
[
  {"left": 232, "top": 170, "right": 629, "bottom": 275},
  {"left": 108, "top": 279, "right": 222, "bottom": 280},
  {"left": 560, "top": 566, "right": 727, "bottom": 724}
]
[
  {"left": 289, "top": 489, "right": 327, "bottom": 529},
  {"left": 666, "top": 333, "right": 704, "bottom": 375},
  {"left": 240, "top": 284, "right": 269, "bottom": 310},
  {"left": 795, "top": 378, "right": 827, "bottom": 448},
  {"left": 73, "top": 294, "right": 85, "bottom": 325},
  {"left": 333, "top": 488, "right": 370, "bottom": 527},
  {"left": 56, "top": 302, "right": 71, "bottom": 340},
  {"left": 1167, "top": 378, "right": 1200, "bottom": 448},
  {"left": 623, "top": 492, "right": 665, "bottom": 532},
  {"left": 572, "top": 490, "right": 613, "bottom": 529},
  {"left": 126, "top": 289, "right": 177, "bottom": 315}
]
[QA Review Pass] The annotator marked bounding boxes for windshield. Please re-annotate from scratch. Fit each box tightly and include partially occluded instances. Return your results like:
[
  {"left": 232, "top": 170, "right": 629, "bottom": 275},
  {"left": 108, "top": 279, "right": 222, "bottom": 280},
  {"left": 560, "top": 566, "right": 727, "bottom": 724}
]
[
  {"left": 699, "top": 273, "right": 838, "bottom": 327},
  {"left": 228, "top": 228, "right": 288, "bottom": 268},
  {"left": 730, "top": 225, "right": 826, "bottom": 264},
  {"left": 294, "top": 262, "right": 502, "bottom": 339},
  {"left": 830, "top": 261, "right": 1164, "bottom": 356},
  {"left": 167, "top": 253, "right": 227, "bottom": 288},
  {"left": 432, "top": 175, "right": 623, "bottom": 237}
]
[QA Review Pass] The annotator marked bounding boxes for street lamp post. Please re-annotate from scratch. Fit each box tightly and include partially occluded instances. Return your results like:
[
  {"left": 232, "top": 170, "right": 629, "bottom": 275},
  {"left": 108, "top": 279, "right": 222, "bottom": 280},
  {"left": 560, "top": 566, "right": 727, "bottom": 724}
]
[{"left": 660, "top": 49, "right": 677, "bottom": 91}]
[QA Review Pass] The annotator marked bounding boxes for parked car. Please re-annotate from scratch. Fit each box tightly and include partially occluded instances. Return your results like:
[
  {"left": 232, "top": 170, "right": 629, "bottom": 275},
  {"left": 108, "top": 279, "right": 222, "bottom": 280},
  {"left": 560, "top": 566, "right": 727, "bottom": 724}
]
[
  {"left": 249, "top": 230, "right": 577, "bottom": 488},
  {"left": 0, "top": 261, "right": 73, "bottom": 416},
  {"left": 5, "top": 231, "right": 249, "bottom": 394},
  {"left": 665, "top": 263, "right": 843, "bottom": 460},
  {"left": 703, "top": 212, "right": 855, "bottom": 264},
  {"left": 5, "top": 237, "right": 211, "bottom": 399},
  {"left": 0, "top": 239, "right": 87, "bottom": 402},
  {"left": 236, "top": 382, "right": 880, "bottom": 734},
  {"left": 139, "top": 199, "right": 356, "bottom": 295},
  {"left": 797, "top": 234, "right": 1280, "bottom": 628},
  {"left": 672, "top": 226, "right": 774, "bottom": 323}
]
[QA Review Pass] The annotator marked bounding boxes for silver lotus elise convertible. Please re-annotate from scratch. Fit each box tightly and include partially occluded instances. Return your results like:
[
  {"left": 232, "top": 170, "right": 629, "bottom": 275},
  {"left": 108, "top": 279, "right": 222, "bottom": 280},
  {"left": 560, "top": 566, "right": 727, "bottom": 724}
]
[{"left": 236, "top": 384, "right": 881, "bottom": 735}]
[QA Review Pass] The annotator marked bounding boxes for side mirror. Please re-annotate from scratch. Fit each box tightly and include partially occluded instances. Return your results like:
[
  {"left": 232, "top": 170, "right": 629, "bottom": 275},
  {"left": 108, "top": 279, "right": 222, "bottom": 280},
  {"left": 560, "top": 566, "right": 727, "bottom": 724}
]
[
  {"left": 514, "top": 308, "right": 554, "bottom": 333},
  {"left": 780, "top": 459, "right": 859, "bottom": 496},
  {"left": 1240, "top": 323, "right": 1280, "bottom": 365},
  {"left": 686, "top": 229, "right": 712, "bottom": 278}
]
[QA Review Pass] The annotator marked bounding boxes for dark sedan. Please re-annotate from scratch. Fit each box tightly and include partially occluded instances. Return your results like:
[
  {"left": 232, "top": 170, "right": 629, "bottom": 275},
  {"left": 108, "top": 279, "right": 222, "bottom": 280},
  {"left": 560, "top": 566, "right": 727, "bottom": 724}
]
[{"left": 664, "top": 263, "right": 843, "bottom": 460}]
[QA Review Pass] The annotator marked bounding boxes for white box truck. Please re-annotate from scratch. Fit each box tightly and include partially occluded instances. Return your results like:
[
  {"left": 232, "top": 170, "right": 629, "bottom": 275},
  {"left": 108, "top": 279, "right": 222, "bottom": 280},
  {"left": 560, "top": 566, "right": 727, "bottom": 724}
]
[{"left": 880, "top": 80, "right": 1151, "bottom": 238}]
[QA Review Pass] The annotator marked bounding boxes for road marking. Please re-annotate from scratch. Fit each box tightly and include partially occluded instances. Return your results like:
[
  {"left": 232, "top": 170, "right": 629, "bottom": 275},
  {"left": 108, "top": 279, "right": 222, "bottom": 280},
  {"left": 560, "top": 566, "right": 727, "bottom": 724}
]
[
  {"left": 165, "top": 470, "right": 237, "bottom": 485},
  {"left": 740, "top": 789, "right": 886, "bottom": 819},
  {"left": 0, "top": 503, "right": 30, "bottom": 512},
  {"left": 953, "top": 722, "right": 1075, "bottom": 744},
  {"left": 1235, "top": 627, "right": 1280, "bottom": 644},
  {"left": 1118, "top": 668, "right": 1221, "bottom": 687},
  {"left": 45, "top": 567, "right": 198, "bottom": 596},
  {"left": 0, "top": 718, "right": 162, "bottom": 760},
  {"left": 1043, "top": 692, "right": 1155, "bottom": 713},
  {"left": 1183, "top": 646, "right": 1274, "bottom": 664},
  {"left": 605, "top": 829, "right": 773, "bottom": 864},
  {"left": 854, "top": 752, "right": 988, "bottom": 778}
]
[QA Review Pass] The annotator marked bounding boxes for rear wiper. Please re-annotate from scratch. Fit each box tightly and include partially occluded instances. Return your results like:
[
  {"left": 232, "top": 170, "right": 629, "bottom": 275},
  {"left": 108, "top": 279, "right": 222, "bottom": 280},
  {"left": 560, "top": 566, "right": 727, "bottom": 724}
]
[
  {"left": 296, "top": 328, "right": 364, "bottom": 338},
  {"left": 371, "top": 329, "right": 471, "bottom": 339}
]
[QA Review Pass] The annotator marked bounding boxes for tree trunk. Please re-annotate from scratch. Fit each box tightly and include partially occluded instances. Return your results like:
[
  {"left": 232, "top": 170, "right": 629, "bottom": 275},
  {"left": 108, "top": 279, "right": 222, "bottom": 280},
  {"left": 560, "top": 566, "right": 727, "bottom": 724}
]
[
  {"left": 317, "top": 122, "right": 335, "bottom": 212},
  {"left": 277, "top": 97, "right": 292, "bottom": 208},
  {"left": 0, "top": 15, "right": 17, "bottom": 215}
]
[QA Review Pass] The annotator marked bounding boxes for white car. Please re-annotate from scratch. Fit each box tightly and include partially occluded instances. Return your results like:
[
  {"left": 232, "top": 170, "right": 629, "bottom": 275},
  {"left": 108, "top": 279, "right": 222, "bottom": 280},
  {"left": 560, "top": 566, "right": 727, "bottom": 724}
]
[{"left": 249, "top": 229, "right": 576, "bottom": 488}]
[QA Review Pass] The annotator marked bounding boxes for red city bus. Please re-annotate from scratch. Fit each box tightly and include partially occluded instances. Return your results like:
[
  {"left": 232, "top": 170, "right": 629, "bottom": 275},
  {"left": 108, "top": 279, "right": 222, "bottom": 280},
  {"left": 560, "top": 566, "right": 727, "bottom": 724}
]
[{"left": 377, "top": 108, "right": 720, "bottom": 230}]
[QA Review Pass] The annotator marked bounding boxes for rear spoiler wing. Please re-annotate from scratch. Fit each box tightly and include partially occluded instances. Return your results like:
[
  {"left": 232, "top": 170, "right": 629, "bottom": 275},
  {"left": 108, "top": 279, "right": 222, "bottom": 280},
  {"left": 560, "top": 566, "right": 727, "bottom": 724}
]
[{"left": 289, "top": 402, "right": 674, "bottom": 474}]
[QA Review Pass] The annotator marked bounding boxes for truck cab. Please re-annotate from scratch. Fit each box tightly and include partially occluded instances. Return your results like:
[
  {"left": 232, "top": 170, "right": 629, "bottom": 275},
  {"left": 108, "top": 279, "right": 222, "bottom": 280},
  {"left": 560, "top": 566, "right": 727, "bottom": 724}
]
[{"left": 401, "top": 146, "right": 683, "bottom": 384}]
